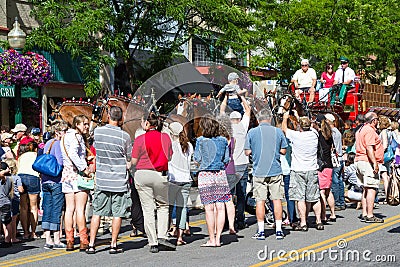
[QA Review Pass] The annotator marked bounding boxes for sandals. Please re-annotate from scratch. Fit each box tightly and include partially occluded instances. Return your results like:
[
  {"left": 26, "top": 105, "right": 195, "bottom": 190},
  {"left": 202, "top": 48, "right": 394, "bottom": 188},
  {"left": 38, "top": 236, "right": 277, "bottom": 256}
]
[
  {"left": 109, "top": 245, "right": 124, "bottom": 254},
  {"left": 316, "top": 223, "right": 324, "bottom": 230},
  {"left": 364, "top": 216, "right": 384, "bottom": 223},
  {"left": 176, "top": 240, "right": 187, "bottom": 246},
  {"left": 293, "top": 224, "right": 308, "bottom": 232},
  {"left": 85, "top": 245, "right": 96, "bottom": 254}
]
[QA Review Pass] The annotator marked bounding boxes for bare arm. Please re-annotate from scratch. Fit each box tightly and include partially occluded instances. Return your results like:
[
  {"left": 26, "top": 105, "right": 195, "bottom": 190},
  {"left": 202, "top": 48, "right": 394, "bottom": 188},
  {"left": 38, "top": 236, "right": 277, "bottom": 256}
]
[
  {"left": 131, "top": 158, "right": 138, "bottom": 166},
  {"left": 240, "top": 95, "right": 251, "bottom": 117},
  {"left": 311, "top": 78, "right": 317, "bottom": 88},
  {"left": 366, "top": 145, "right": 378, "bottom": 174},
  {"left": 282, "top": 113, "right": 289, "bottom": 134},
  {"left": 237, "top": 88, "right": 247, "bottom": 95},
  {"left": 220, "top": 95, "right": 228, "bottom": 114}
]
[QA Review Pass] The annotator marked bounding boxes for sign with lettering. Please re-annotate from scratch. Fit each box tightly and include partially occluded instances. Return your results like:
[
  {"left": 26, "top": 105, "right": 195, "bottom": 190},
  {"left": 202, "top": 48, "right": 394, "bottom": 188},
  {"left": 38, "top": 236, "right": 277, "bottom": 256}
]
[{"left": 0, "top": 86, "right": 15, "bottom": 97}]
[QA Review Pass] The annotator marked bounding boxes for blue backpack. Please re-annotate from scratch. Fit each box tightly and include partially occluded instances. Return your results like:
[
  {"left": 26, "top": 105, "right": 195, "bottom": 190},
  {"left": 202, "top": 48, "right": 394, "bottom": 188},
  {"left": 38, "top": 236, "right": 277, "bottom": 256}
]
[{"left": 390, "top": 133, "right": 398, "bottom": 153}]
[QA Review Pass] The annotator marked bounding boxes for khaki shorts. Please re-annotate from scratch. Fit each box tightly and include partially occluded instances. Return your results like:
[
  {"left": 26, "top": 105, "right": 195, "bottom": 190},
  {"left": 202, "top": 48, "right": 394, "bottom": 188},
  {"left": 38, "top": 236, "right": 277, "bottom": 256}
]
[
  {"left": 92, "top": 190, "right": 132, "bottom": 218},
  {"left": 289, "top": 170, "right": 320, "bottom": 202},
  {"left": 355, "top": 161, "right": 380, "bottom": 189},
  {"left": 253, "top": 175, "right": 284, "bottom": 201}
]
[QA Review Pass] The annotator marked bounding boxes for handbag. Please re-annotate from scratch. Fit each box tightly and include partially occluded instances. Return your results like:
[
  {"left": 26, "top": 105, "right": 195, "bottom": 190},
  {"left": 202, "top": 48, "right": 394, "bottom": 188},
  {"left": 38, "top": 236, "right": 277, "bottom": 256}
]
[
  {"left": 62, "top": 136, "right": 94, "bottom": 190},
  {"left": 32, "top": 140, "right": 63, "bottom": 177},
  {"left": 316, "top": 133, "right": 327, "bottom": 172},
  {"left": 77, "top": 174, "right": 95, "bottom": 190},
  {"left": 331, "top": 146, "right": 340, "bottom": 168},
  {"left": 384, "top": 148, "right": 394, "bottom": 163},
  {"left": 387, "top": 166, "right": 400, "bottom": 206}
]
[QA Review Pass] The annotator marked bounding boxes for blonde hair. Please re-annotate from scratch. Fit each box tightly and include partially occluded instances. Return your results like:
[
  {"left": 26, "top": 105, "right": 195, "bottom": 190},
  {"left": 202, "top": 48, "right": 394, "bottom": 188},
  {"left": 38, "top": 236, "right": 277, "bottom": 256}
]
[
  {"left": 391, "top": 121, "right": 399, "bottom": 131},
  {"left": 4, "top": 158, "right": 18, "bottom": 175},
  {"left": 378, "top": 115, "right": 390, "bottom": 130}
]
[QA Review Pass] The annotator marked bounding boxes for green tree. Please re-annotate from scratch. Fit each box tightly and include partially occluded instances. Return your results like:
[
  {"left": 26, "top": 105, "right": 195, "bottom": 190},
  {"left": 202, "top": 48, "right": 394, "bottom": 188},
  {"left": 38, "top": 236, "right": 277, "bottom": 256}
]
[
  {"left": 252, "top": 0, "right": 400, "bottom": 91},
  {"left": 27, "top": 0, "right": 257, "bottom": 96},
  {"left": 252, "top": 0, "right": 363, "bottom": 80}
]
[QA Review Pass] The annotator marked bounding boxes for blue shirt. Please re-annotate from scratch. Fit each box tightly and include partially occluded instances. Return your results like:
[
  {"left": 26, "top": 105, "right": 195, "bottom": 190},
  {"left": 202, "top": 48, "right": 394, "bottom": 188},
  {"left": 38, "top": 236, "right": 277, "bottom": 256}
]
[
  {"left": 244, "top": 123, "right": 288, "bottom": 177},
  {"left": 194, "top": 136, "right": 229, "bottom": 171}
]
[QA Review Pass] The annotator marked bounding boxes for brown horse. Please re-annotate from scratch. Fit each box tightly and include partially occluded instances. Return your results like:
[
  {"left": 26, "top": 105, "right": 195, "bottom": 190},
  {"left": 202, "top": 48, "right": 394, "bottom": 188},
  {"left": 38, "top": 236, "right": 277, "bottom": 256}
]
[
  {"left": 171, "top": 97, "right": 214, "bottom": 141},
  {"left": 50, "top": 96, "right": 151, "bottom": 139},
  {"left": 50, "top": 100, "right": 102, "bottom": 127}
]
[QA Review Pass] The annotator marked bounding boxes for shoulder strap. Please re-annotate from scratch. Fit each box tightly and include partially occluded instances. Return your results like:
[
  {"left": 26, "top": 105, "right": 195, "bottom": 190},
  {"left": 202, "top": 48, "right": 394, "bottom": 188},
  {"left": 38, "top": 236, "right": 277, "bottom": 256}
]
[
  {"left": 46, "top": 140, "right": 57, "bottom": 154},
  {"left": 313, "top": 131, "right": 324, "bottom": 159},
  {"left": 62, "top": 136, "right": 78, "bottom": 170}
]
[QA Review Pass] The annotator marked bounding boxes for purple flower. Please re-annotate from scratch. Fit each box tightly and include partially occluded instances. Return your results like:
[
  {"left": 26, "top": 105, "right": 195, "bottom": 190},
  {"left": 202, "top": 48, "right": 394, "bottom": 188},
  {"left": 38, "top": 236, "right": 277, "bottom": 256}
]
[{"left": 0, "top": 49, "right": 52, "bottom": 87}]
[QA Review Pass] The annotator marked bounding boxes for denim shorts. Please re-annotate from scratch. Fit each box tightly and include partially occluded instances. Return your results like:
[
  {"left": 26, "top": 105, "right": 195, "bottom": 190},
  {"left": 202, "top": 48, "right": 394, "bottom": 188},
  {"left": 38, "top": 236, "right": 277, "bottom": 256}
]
[
  {"left": 19, "top": 174, "right": 41, "bottom": 194},
  {"left": 11, "top": 197, "right": 20, "bottom": 216}
]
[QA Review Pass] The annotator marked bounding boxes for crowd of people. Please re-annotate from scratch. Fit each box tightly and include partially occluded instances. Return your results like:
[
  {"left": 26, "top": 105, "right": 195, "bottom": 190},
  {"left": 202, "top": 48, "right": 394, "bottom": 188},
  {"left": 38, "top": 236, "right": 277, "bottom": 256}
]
[{"left": 0, "top": 71, "right": 395, "bottom": 256}]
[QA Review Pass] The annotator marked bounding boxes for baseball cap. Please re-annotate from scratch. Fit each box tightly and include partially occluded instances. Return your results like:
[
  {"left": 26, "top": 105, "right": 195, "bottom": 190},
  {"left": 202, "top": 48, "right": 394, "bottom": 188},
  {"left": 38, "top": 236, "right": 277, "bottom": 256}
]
[
  {"left": 227, "top": 72, "right": 240, "bottom": 82},
  {"left": 315, "top": 114, "right": 326, "bottom": 124},
  {"left": 325, "top": 113, "right": 336, "bottom": 122},
  {"left": 19, "top": 136, "right": 34, "bottom": 145},
  {"left": 168, "top": 122, "right": 184, "bottom": 136},
  {"left": 11, "top": 123, "right": 27, "bottom": 133},
  {"left": 1, "top": 133, "right": 13, "bottom": 142},
  {"left": 31, "top": 128, "right": 41, "bottom": 136},
  {"left": 339, "top": 56, "right": 349, "bottom": 63},
  {"left": 229, "top": 111, "right": 242, "bottom": 119},
  {"left": 301, "top": 59, "right": 309, "bottom": 65}
]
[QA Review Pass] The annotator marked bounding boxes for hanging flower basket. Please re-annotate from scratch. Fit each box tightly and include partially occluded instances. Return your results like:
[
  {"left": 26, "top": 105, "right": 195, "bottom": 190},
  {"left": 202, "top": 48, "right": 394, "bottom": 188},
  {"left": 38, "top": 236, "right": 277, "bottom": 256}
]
[{"left": 0, "top": 49, "right": 52, "bottom": 87}]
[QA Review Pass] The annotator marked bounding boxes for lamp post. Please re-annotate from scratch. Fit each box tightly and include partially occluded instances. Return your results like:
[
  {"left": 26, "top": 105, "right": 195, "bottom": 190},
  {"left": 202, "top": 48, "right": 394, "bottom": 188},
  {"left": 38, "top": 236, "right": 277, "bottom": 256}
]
[
  {"left": 225, "top": 47, "right": 237, "bottom": 65},
  {"left": 7, "top": 18, "right": 26, "bottom": 125}
]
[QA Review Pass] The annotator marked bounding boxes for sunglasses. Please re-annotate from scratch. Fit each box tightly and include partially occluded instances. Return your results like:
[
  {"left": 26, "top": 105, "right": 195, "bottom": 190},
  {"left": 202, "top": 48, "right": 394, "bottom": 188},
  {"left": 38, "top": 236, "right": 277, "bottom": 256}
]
[
  {"left": 301, "top": 64, "right": 308, "bottom": 67},
  {"left": 327, "top": 67, "right": 333, "bottom": 70},
  {"left": 341, "top": 61, "right": 348, "bottom": 65}
]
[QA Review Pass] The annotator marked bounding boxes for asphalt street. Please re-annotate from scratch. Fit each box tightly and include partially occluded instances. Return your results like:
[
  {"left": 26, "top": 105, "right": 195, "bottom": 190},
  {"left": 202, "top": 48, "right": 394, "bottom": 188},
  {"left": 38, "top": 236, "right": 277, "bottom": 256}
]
[{"left": 0, "top": 197, "right": 399, "bottom": 267}]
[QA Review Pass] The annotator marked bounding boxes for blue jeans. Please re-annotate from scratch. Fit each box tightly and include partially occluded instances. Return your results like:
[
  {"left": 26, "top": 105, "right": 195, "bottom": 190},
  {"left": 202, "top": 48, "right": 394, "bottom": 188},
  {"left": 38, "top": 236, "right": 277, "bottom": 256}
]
[
  {"left": 234, "top": 165, "right": 248, "bottom": 224},
  {"left": 168, "top": 182, "right": 191, "bottom": 230},
  {"left": 228, "top": 98, "right": 244, "bottom": 116},
  {"left": 41, "top": 182, "right": 64, "bottom": 231},
  {"left": 283, "top": 174, "right": 297, "bottom": 223},
  {"left": 331, "top": 161, "right": 345, "bottom": 207}
]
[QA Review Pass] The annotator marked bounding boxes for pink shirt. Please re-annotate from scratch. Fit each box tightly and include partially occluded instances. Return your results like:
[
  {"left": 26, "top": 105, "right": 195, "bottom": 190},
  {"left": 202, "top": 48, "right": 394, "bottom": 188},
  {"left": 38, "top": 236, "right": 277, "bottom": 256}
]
[
  {"left": 355, "top": 123, "right": 384, "bottom": 164},
  {"left": 321, "top": 72, "right": 335, "bottom": 88}
]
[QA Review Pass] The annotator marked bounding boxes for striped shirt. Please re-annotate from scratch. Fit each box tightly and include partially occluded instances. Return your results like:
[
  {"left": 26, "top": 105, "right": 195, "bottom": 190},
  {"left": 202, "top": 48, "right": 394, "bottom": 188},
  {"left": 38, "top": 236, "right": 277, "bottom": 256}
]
[{"left": 94, "top": 124, "right": 132, "bottom": 192}]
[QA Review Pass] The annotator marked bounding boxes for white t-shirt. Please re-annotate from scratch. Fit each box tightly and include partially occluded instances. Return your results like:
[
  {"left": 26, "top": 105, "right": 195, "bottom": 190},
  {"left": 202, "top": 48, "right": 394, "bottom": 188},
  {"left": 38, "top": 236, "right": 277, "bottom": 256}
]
[
  {"left": 334, "top": 67, "right": 355, "bottom": 86},
  {"left": 168, "top": 140, "right": 193, "bottom": 183},
  {"left": 292, "top": 68, "right": 317, "bottom": 88},
  {"left": 286, "top": 128, "right": 318, "bottom": 171},
  {"left": 232, "top": 114, "right": 250, "bottom": 165}
]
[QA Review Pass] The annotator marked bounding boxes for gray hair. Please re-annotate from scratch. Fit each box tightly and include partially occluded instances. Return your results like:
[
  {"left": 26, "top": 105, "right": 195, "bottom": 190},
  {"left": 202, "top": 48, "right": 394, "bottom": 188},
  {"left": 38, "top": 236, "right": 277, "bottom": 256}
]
[
  {"left": 51, "top": 120, "right": 68, "bottom": 134},
  {"left": 365, "top": 112, "right": 378, "bottom": 123},
  {"left": 109, "top": 106, "right": 123, "bottom": 121},
  {"left": 256, "top": 108, "right": 272, "bottom": 122},
  {"left": 216, "top": 114, "right": 233, "bottom": 138}
]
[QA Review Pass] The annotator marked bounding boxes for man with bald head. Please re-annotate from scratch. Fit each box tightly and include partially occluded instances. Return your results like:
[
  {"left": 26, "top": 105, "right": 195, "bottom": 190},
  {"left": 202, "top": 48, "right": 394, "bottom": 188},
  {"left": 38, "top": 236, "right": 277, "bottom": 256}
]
[
  {"left": 282, "top": 114, "right": 323, "bottom": 231},
  {"left": 355, "top": 112, "right": 384, "bottom": 223}
]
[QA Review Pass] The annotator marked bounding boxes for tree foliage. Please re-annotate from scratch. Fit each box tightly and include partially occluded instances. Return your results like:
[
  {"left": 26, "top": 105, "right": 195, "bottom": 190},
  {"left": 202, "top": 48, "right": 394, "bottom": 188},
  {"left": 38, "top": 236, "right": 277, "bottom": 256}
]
[
  {"left": 252, "top": 0, "right": 400, "bottom": 92},
  {"left": 28, "top": 0, "right": 257, "bottom": 96}
]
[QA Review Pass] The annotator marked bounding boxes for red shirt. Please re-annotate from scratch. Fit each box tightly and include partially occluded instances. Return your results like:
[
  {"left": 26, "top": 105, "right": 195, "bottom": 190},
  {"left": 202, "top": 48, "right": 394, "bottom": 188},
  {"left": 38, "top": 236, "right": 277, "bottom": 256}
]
[
  {"left": 321, "top": 72, "right": 335, "bottom": 88},
  {"left": 132, "top": 130, "right": 172, "bottom": 171}
]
